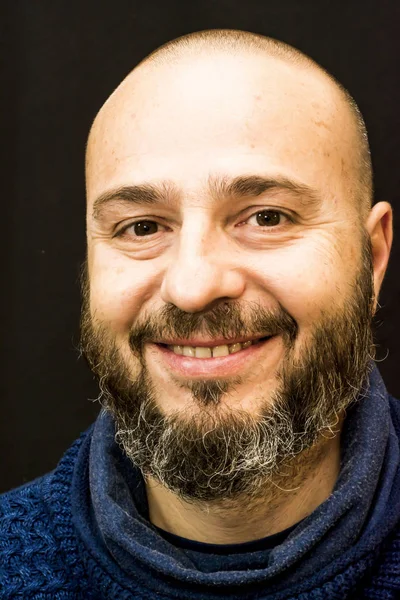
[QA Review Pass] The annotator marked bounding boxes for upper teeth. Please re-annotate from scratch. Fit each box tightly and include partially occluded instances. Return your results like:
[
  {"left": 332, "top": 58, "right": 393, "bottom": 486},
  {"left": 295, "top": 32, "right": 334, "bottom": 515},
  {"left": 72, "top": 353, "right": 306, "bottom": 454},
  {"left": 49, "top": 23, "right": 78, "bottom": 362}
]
[{"left": 168, "top": 340, "right": 254, "bottom": 358}]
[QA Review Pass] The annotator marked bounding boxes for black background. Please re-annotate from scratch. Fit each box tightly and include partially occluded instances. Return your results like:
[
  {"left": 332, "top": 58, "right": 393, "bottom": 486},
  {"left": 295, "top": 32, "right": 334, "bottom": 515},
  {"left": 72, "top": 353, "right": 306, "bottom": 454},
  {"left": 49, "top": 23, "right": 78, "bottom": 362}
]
[{"left": 1, "top": 0, "right": 399, "bottom": 493}]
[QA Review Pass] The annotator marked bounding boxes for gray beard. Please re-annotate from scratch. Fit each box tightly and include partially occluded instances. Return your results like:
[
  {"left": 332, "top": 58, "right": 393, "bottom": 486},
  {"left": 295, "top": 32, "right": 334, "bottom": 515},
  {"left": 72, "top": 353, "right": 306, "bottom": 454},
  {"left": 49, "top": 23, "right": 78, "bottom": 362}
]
[{"left": 80, "top": 233, "right": 375, "bottom": 504}]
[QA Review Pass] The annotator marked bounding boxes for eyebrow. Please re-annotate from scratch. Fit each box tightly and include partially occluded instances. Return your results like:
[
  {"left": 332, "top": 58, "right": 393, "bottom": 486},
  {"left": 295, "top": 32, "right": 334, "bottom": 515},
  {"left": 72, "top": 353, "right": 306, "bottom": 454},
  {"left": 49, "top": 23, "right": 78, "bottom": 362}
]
[
  {"left": 92, "top": 182, "right": 177, "bottom": 221},
  {"left": 208, "top": 174, "right": 322, "bottom": 207},
  {"left": 91, "top": 175, "right": 322, "bottom": 221}
]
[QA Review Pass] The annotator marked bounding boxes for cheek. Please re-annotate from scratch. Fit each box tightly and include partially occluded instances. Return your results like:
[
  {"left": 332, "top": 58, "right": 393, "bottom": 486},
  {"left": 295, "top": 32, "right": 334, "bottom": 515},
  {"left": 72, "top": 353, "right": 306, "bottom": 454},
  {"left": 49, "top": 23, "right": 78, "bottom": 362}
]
[
  {"left": 89, "top": 247, "right": 159, "bottom": 333},
  {"left": 257, "top": 237, "right": 356, "bottom": 327}
]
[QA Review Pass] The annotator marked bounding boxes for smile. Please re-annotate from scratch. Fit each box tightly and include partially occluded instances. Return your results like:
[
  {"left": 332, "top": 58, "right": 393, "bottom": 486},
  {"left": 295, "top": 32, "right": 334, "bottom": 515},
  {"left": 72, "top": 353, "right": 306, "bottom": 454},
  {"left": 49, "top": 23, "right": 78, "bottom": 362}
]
[
  {"left": 166, "top": 337, "right": 272, "bottom": 359},
  {"left": 152, "top": 336, "right": 278, "bottom": 378}
]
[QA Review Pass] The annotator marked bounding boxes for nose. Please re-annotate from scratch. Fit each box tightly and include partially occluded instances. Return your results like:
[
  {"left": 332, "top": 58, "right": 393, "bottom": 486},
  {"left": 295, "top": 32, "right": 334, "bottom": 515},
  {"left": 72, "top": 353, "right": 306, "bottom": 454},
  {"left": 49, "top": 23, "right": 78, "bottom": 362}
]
[{"left": 160, "top": 223, "right": 245, "bottom": 313}]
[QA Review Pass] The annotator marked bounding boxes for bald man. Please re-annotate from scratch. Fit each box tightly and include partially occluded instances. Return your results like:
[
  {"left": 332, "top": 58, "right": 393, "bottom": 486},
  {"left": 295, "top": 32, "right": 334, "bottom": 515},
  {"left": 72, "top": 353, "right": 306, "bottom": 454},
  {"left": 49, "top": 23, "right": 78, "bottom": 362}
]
[{"left": 1, "top": 30, "right": 399, "bottom": 600}]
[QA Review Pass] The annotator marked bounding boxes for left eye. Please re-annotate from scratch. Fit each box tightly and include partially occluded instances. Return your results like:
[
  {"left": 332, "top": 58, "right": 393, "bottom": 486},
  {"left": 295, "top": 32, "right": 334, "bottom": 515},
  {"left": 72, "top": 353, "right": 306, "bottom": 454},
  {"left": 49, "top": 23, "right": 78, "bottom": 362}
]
[{"left": 247, "top": 210, "right": 285, "bottom": 227}]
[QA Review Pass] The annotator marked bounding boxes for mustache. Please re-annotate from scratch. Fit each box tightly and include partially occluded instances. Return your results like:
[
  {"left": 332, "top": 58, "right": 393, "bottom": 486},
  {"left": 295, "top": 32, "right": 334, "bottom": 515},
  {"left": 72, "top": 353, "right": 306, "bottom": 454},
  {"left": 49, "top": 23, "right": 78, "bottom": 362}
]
[{"left": 128, "top": 301, "right": 298, "bottom": 353}]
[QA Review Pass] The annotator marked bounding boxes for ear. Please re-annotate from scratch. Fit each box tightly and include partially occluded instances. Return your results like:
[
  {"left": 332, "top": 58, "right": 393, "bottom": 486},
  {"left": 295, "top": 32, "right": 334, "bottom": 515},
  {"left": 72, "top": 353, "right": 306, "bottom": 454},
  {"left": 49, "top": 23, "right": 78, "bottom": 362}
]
[{"left": 365, "top": 201, "right": 393, "bottom": 313}]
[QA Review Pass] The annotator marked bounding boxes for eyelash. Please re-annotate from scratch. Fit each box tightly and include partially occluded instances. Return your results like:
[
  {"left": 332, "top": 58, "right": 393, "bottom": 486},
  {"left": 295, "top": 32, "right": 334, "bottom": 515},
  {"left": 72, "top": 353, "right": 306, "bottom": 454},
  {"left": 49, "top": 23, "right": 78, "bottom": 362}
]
[{"left": 114, "top": 209, "right": 292, "bottom": 239}]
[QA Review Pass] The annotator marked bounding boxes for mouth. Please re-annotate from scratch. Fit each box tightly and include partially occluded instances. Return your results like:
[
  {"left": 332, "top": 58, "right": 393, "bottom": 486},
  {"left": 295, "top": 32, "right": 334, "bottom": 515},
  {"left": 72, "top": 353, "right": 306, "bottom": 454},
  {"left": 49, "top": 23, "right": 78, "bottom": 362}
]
[
  {"left": 159, "top": 335, "right": 273, "bottom": 358},
  {"left": 151, "top": 335, "right": 279, "bottom": 378}
]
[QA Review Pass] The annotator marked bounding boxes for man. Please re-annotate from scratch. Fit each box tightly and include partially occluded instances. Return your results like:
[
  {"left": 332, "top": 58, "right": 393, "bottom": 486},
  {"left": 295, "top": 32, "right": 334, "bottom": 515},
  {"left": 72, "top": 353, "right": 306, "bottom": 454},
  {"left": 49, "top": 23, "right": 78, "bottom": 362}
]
[{"left": 1, "top": 29, "right": 398, "bottom": 599}]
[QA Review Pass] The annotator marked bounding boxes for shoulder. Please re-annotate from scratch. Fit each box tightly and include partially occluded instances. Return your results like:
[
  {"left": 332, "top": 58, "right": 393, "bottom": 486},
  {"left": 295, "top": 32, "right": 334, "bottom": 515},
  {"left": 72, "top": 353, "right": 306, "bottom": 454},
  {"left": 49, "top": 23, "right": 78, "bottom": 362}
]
[
  {"left": 0, "top": 430, "right": 93, "bottom": 599},
  {"left": 362, "top": 393, "right": 400, "bottom": 595}
]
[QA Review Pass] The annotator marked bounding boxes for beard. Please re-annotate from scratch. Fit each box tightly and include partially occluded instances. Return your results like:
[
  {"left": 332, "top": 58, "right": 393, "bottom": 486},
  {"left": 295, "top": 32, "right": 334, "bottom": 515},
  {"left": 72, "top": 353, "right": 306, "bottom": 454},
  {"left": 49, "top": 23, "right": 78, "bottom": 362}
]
[{"left": 80, "top": 232, "right": 376, "bottom": 504}]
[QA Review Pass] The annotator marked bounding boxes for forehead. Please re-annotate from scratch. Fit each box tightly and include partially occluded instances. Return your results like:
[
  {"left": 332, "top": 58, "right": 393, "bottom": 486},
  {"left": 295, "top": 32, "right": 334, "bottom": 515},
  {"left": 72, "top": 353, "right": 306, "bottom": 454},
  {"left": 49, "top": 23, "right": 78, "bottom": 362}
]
[{"left": 86, "top": 53, "right": 354, "bottom": 206}]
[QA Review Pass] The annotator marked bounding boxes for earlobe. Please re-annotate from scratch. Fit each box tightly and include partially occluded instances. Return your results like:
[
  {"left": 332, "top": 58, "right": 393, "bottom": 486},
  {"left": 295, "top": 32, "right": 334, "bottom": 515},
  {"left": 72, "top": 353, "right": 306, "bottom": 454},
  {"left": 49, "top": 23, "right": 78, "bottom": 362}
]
[{"left": 365, "top": 202, "right": 393, "bottom": 311}]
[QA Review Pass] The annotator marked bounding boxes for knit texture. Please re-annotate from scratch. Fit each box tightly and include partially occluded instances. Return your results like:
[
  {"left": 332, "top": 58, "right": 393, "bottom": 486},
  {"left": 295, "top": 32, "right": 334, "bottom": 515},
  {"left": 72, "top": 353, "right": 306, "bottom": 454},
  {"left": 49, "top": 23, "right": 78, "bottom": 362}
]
[
  {"left": 2, "top": 375, "right": 400, "bottom": 598},
  {"left": 1, "top": 431, "right": 400, "bottom": 599}
]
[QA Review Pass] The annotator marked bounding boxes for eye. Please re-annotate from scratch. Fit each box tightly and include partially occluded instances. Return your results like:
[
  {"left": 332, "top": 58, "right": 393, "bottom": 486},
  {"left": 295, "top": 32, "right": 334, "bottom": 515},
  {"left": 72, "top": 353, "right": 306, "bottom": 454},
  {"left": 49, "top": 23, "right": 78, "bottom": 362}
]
[
  {"left": 131, "top": 220, "right": 159, "bottom": 236},
  {"left": 247, "top": 210, "right": 286, "bottom": 227},
  {"left": 115, "top": 219, "right": 162, "bottom": 238}
]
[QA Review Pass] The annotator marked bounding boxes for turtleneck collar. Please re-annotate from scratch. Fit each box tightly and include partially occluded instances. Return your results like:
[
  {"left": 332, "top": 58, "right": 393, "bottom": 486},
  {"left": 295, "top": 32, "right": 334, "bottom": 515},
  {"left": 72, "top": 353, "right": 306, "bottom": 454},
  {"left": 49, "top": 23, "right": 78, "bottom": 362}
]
[{"left": 75, "top": 365, "right": 400, "bottom": 598}]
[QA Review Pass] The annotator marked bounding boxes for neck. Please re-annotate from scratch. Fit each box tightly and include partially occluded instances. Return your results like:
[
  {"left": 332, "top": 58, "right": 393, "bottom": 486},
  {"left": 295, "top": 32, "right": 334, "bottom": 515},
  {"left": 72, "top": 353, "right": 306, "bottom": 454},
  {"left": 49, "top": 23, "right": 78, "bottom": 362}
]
[{"left": 145, "top": 429, "right": 342, "bottom": 545}]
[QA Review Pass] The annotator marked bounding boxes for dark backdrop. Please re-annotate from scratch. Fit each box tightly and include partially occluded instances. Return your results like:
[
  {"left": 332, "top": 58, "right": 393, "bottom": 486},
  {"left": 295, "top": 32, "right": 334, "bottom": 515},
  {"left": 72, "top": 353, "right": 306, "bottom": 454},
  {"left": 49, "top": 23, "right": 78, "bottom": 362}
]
[{"left": 1, "top": 0, "right": 399, "bottom": 493}]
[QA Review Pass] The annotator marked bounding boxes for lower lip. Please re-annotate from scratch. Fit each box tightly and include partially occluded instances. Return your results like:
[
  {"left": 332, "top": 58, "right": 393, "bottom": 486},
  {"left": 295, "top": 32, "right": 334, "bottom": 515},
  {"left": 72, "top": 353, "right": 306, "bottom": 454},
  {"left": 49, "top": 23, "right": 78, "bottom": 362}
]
[{"left": 150, "top": 337, "right": 278, "bottom": 378}]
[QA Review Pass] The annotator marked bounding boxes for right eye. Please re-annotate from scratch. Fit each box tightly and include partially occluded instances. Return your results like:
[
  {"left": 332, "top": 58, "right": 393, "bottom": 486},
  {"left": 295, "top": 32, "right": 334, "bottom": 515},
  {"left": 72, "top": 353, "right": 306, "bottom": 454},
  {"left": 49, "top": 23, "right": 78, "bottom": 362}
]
[
  {"left": 115, "top": 220, "right": 162, "bottom": 238},
  {"left": 130, "top": 220, "right": 159, "bottom": 236}
]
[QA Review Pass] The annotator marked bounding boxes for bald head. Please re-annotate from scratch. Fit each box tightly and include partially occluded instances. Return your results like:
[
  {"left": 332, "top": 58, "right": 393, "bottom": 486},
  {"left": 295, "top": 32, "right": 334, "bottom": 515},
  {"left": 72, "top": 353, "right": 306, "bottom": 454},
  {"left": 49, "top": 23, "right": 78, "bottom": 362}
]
[
  {"left": 86, "top": 29, "right": 373, "bottom": 219},
  {"left": 144, "top": 30, "right": 372, "bottom": 209}
]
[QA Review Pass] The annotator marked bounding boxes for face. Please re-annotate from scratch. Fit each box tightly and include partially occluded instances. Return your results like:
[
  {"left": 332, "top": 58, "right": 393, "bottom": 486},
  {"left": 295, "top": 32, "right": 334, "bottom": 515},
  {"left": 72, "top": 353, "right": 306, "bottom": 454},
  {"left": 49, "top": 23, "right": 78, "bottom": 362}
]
[{"left": 82, "top": 53, "right": 379, "bottom": 502}]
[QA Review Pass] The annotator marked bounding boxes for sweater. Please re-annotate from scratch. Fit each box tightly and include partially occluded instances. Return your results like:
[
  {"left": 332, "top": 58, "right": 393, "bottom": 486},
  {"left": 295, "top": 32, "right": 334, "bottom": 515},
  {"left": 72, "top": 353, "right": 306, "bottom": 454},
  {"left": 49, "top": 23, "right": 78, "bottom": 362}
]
[{"left": 1, "top": 366, "right": 400, "bottom": 599}]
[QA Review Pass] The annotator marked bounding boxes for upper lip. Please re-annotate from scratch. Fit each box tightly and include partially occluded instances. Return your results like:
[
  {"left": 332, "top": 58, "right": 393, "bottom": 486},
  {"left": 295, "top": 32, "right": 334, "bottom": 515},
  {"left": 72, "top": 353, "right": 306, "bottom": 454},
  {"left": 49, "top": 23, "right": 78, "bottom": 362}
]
[{"left": 151, "top": 334, "right": 273, "bottom": 347}]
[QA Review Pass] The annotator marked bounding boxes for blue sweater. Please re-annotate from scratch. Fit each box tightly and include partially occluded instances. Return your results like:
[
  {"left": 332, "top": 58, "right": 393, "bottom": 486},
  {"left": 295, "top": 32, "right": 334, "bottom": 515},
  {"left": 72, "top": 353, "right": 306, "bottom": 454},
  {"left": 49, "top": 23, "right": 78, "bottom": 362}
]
[{"left": 1, "top": 367, "right": 400, "bottom": 599}]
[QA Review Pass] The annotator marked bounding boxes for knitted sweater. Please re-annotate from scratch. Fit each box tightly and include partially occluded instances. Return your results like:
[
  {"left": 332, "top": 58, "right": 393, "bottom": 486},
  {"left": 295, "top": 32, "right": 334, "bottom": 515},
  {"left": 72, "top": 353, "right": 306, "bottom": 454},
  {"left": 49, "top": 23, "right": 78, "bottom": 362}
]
[{"left": 1, "top": 368, "right": 400, "bottom": 599}]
